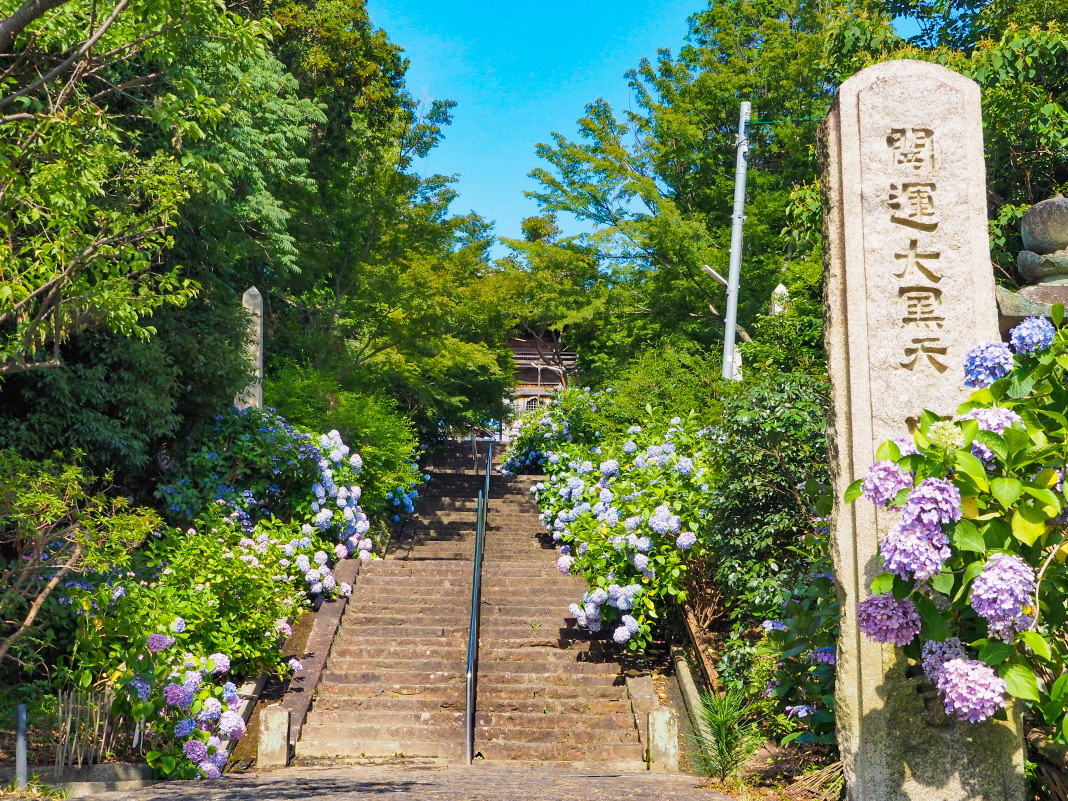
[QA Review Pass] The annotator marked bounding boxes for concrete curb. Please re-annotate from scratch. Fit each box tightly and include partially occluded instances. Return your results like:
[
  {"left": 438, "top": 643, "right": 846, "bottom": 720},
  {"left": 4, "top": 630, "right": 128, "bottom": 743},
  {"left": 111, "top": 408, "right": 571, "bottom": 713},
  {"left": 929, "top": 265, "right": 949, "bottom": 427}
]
[
  {"left": 0, "top": 763, "right": 155, "bottom": 797},
  {"left": 671, "top": 646, "right": 714, "bottom": 748}
]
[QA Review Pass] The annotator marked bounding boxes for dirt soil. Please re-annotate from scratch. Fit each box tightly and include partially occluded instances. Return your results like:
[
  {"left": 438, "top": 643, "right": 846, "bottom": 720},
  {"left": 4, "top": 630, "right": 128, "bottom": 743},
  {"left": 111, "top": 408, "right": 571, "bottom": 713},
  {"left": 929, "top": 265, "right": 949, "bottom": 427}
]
[{"left": 228, "top": 610, "right": 316, "bottom": 771}]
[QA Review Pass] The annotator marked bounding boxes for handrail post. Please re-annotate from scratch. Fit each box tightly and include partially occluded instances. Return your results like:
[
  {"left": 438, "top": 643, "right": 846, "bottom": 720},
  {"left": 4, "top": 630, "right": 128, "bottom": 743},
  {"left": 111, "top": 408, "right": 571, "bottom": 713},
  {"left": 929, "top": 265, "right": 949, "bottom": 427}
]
[{"left": 465, "top": 443, "right": 493, "bottom": 765}]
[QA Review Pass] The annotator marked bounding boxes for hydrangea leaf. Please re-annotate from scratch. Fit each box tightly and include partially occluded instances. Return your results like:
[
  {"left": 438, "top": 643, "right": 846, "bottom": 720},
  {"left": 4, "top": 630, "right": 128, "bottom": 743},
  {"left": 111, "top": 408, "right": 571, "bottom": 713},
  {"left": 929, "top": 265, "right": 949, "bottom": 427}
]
[
  {"left": 844, "top": 479, "right": 864, "bottom": 504},
  {"left": 954, "top": 452, "right": 989, "bottom": 492},
  {"left": 960, "top": 496, "right": 980, "bottom": 520},
  {"left": 1000, "top": 663, "right": 1041, "bottom": 701},
  {"left": 912, "top": 593, "right": 949, "bottom": 641},
  {"left": 978, "top": 640, "right": 1013, "bottom": 665},
  {"left": 1012, "top": 502, "right": 1048, "bottom": 546},
  {"left": 871, "top": 572, "right": 895, "bottom": 594},
  {"left": 1050, "top": 672, "right": 1068, "bottom": 703},
  {"left": 875, "top": 441, "right": 901, "bottom": 462},
  {"left": 975, "top": 431, "right": 1008, "bottom": 462},
  {"left": 1053, "top": 303, "right": 1064, "bottom": 327},
  {"left": 1022, "top": 485, "right": 1061, "bottom": 516},
  {"left": 950, "top": 520, "right": 986, "bottom": 554},
  {"left": 929, "top": 571, "right": 955, "bottom": 596},
  {"left": 990, "top": 477, "right": 1024, "bottom": 508},
  {"left": 1019, "top": 631, "right": 1052, "bottom": 662}
]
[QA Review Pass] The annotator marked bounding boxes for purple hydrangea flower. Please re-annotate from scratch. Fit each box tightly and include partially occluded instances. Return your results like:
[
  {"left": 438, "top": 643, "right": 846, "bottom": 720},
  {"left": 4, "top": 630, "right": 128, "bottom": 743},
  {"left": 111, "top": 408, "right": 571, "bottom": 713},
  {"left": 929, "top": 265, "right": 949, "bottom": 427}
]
[
  {"left": 174, "top": 718, "right": 195, "bottom": 738},
  {"left": 893, "top": 437, "right": 918, "bottom": 456},
  {"left": 222, "top": 682, "right": 238, "bottom": 702},
  {"left": 632, "top": 553, "right": 649, "bottom": 571},
  {"left": 880, "top": 520, "right": 951, "bottom": 581},
  {"left": 197, "top": 697, "right": 223, "bottom": 722},
  {"left": 921, "top": 637, "right": 967, "bottom": 683},
  {"left": 600, "top": 459, "right": 619, "bottom": 477},
  {"left": 812, "top": 647, "right": 836, "bottom": 665},
  {"left": 163, "top": 683, "right": 193, "bottom": 709},
  {"left": 557, "top": 555, "right": 574, "bottom": 575},
  {"left": 198, "top": 761, "right": 222, "bottom": 779},
  {"left": 761, "top": 620, "right": 788, "bottom": 633},
  {"left": 676, "top": 531, "right": 697, "bottom": 550},
  {"left": 146, "top": 634, "right": 175, "bottom": 653},
  {"left": 587, "top": 588, "right": 608, "bottom": 606},
  {"left": 964, "top": 342, "right": 1014, "bottom": 388},
  {"left": 1010, "top": 316, "right": 1055, "bottom": 355},
  {"left": 785, "top": 704, "right": 817, "bottom": 718},
  {"left": 970, "top": 553, "right": 1036, "bottom": 642},
  {"left": 964, "top": 407, "right": 1022, "bottom": 462},
  {"left": 183, "top": 671, "right": 202, "bottom": 692},
  {"left": 862, "top": 461, "right": 913, "bottom": 507},
  {"left": 856, "top": 593, "right": 921, "bottom": 646},
  {"left": 183, "top": 739, "right": 208, "bottom": 763},
  {"left": 288, "top": 658, "right": 303, "bottom": 673},
  {"left": 209, "top": 653, "right": 230, "bottom": 675},
  {"left": 621, "top": 615, "right": 640, "bottom": 635},
  {"left": 613, "top": 625, "right": 633, "bottom": 644},
  {"left": 217, "top": 710, "right": 246, "bottom": 739},
  {"left": 901, "top": 478, "right": 961, "bottom": 528},
  {"left": 170, "top": 617, "right": 186, "bottom": 634},
  {"left": 936, "top": 658, "right": 1007, "bottom": 722}
]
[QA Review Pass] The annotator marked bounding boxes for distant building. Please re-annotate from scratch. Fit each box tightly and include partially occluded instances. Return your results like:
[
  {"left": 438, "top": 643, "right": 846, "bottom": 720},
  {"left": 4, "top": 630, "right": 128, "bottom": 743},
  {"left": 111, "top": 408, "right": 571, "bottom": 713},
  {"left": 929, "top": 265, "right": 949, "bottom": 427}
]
[{"left": 505, "top": 335, "right": 576, "bottom": 435}]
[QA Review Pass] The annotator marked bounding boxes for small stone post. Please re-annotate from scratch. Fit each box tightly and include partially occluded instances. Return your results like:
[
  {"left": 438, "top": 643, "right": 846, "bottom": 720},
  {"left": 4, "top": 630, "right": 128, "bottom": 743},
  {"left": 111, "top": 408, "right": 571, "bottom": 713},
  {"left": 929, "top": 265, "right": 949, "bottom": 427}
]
[
  {"left": 821, "top": 60, "right": 1025, "bottom": 800},
  {"left": 235, "top": 286, "right": 264, "bottom": 410},
  {"left": 647, "top": 707, "right": 679, "bottom": 773},
  {"left": 258, "top": 706, "right": 290, "bottom": 768}
]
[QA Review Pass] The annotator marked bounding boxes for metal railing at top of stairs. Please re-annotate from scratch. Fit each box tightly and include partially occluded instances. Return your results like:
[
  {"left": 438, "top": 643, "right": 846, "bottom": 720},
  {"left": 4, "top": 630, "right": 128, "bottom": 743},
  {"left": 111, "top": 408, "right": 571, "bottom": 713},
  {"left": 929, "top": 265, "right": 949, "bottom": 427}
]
[{"left": 465, "top": 442, "right": 492, "bottom": 765}]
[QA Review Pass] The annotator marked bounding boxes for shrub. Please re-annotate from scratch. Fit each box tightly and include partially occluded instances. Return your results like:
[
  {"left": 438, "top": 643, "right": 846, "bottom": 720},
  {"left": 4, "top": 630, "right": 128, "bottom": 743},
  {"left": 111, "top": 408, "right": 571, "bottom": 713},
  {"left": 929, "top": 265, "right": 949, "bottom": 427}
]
[
  {"left": 693, "top": 688, "right": 764, "bottom": 783},
  {"left": 265, "top": 365, "right": 424, "bottom": 519},
  {"left": 0, "top": 452, "right": 158, "bottom": 669},
  {"left": 846, "top": 310, "right": 1068, "bottom": 734}
]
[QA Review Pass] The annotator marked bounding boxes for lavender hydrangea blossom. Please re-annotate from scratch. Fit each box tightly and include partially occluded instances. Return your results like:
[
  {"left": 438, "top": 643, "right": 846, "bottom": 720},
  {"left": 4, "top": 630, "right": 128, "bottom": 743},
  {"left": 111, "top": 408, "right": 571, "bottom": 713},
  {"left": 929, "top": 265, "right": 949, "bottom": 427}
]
[
  {"left": 936, "top": 658, "right": 1007, "bottom": 722},
  {"left": 183, "top": 739, "right": 208, "bottom": 763},
  {"left": 921, "top": 637, "right": 967, "bottom": 683},
  {"left": 676, "top": 531, "right": 697, "bottom": 550},
  {"left": 146, "top": 634, "right": 175, "bottom": 653},
  {"left": 217, "top": 710, "right": 246, "bottom": 739},
  {"left": 174, "top": 718, "right": 195, "bottom": 738},
  {"left": 1010, "top": 316, "right": 1055, "bottom": 355},
  {"left": 880, "top": 520, "right": 951, "bottom": 581},
  {"left": 856, "top": 593, "right": 921, "bottom": 646},
  {"left": 963, "top": 407, "right": 1022, "bottom": 463},
  {"left": 970, "top": 553, "right": 1036, "bottom": 641},
  {"left": 862, "top": 461, "right": 913, "bottom": 507},
  {"left": 963, "top": 342, "right": 1014, "bottom": 388},
  {"left": 901, "top": 478, "right": 962, "bottom": 528}
]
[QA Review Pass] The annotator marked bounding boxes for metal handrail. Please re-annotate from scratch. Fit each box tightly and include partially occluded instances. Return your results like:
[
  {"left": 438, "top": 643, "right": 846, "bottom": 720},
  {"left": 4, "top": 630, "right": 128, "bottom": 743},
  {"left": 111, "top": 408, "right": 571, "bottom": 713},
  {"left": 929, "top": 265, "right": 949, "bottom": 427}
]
[{"left": 465, "top": 443, "right": 492, "bottom": 764}]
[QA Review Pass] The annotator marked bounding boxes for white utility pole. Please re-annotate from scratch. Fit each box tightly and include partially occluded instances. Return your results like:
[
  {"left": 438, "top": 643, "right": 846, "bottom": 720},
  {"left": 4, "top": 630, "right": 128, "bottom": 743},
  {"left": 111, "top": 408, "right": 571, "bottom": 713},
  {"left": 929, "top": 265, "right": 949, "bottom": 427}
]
[{"left": 720, "top": 101, "right": 750, "bottom": 380}]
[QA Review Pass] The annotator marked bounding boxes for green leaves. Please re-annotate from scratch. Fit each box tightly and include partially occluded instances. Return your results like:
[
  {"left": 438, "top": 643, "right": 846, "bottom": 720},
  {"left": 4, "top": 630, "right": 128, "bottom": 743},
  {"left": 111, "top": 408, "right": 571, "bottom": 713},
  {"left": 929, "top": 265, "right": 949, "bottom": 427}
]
[
  {"left": 990, "top": 477, "right": 1024, "bottom": 508},
  {"left": 950, "top": 520, "right": 986, "bottom": 554},
  {"left": 1000, "top": 664, "right": 1041, "bottom": 701},
  {"left": 844, "top": 478, "right": 864, "bottom": 503}
]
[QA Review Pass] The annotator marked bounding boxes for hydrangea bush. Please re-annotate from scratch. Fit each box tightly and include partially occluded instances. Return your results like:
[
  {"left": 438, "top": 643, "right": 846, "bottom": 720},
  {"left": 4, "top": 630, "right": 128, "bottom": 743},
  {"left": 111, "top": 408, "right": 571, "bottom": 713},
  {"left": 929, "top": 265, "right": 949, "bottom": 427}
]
[
  {"left": 107, "top": 624, "right": 244, "bottom": 779},
  {"left": 511, "top": 405, "right": 712, "bottom": 650},
  {"left": 846, "top": 312, "right": 1068, "bottom": 730}
]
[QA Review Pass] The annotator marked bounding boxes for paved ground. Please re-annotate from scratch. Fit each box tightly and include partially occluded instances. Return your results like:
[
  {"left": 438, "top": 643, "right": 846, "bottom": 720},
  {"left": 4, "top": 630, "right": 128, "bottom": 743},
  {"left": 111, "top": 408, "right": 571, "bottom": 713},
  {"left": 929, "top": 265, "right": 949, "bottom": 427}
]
[{"left": 93, "top": 763, "right": 733, "bottom": 801}]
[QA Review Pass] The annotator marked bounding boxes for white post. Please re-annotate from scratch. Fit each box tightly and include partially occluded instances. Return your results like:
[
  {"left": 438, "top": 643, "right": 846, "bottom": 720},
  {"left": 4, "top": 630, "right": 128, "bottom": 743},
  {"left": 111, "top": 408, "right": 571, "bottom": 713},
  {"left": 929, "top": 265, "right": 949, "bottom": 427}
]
[
  {"left": 721, "top": 101, "right": 751, "bottom": 380},
  {"left": 235, "top": 286, "right": 264, "bottom": 410}
]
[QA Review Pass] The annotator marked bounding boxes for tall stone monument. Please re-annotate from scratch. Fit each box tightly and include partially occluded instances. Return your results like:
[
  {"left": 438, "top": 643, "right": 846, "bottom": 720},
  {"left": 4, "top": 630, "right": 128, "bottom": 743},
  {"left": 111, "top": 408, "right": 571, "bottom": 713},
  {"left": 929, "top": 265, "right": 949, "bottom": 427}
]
[
  {"left": 235, "top": 286, "right": 264, "bottom": 410},
  {"left": 821, "top": 61, "right": 1025, "bottom": 800}
]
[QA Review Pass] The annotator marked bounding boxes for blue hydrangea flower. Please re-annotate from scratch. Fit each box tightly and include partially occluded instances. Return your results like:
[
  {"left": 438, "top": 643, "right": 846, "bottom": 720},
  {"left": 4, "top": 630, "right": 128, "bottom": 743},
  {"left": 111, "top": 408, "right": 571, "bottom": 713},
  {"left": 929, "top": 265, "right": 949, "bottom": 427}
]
[
  {"left": 675, "top": 457, "right": 694, "bottom": 477},
  {"left": 676, "top": 531, "right": 697, "bottom": 550},
  {"left": 963, "top": 342, "right": 1014, "bottom": 388},
  {"left": 174, "top": 719, "right": 195, "bottom": 738},
  {"left": 1010, "top": 316, "right": 1055, "bottom": 355}
]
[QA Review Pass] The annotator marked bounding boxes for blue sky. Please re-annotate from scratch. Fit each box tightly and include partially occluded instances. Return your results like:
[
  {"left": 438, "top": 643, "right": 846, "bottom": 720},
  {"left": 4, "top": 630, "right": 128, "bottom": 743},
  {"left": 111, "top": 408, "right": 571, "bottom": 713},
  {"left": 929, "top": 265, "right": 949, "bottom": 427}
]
[{"left": 364, "top": 0, "right": 699, "bottom": 257}]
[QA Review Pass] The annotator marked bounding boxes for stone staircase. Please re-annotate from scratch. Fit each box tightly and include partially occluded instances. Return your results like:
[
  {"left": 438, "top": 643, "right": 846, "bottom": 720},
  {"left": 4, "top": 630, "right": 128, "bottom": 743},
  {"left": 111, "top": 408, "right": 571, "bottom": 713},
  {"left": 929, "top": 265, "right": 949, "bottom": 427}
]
[{"left": 295, "top": 442, "right": 643, "bottom": 765}]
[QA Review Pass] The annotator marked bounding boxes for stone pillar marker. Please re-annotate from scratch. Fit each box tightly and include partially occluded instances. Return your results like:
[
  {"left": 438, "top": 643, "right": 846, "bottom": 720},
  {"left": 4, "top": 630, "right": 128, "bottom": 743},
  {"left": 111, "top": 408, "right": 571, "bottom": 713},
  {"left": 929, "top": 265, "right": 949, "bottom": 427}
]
[
  {"left": 235, "top": 286, "right": 263, "bottom": 410},
  {"left": 821, "top": 60, "right": 1025, "bottom": 800}
]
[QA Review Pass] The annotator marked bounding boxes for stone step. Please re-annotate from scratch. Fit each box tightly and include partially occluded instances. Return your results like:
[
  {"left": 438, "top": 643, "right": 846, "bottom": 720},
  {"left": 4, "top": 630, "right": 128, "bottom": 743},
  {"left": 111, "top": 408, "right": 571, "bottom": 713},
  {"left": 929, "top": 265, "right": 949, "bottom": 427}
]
[
  {"left": 342, "top": 615, "right": 578, "bottom": 628},
  {"left": 309, "top": 696, "right": 627, "bottom": 715},
  {"left": 317, "top": 683, "right": 626, "bottom": 701},
  {"left": 295, "top": 737, "right": 464, "bottom": 760},
  {"left": 473, "top": 741, "right": 643, "bottom": 762},
  {"left": 304, "top": 709, "right": 634, "bottom": 729},
  {"left": 300, "top": 722, "right": 635, "bottom": 746},
  {"left": 321, "top": 669, "right": 619, "bottom": 687},
  {"left": 324, "top": 658, "right": 617, "bottom": 675},
  {"left": 332, "top": 635, "right": 603, "bottom": 650}
]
